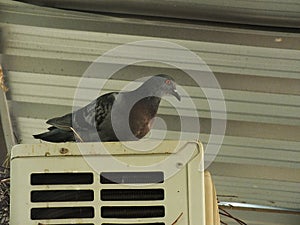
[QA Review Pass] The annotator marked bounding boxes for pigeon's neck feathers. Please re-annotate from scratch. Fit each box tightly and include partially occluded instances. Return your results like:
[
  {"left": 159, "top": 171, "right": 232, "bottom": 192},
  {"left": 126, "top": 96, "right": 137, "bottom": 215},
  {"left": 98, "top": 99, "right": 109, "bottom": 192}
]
[{"left": 134, "top": 78, "right": 164, "bottom": 98}]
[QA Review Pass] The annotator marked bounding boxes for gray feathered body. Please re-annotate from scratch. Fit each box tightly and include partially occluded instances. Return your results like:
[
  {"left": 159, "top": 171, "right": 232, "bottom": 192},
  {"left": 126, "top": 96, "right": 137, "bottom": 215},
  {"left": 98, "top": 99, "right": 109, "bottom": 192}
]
[{"left": 33, "top": 75, "right": 180, "bottom": 142}]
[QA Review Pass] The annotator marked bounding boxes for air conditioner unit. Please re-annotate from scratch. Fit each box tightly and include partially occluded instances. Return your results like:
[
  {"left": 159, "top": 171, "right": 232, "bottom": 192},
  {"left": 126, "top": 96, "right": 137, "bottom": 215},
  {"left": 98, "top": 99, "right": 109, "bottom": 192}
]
[{"left": 10, "top": 140, "right": 212, "bottom": 225}]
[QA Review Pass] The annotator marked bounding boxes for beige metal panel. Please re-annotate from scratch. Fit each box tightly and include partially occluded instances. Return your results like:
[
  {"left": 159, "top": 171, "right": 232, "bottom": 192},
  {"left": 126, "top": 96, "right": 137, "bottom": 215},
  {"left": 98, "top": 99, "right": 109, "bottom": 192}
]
[
  {"left": 219, "top": 208, "right": 300, "bottom": 225},
  {"left": 197, "top": 0, "right": 300, "bottom": 12},
  {"left": 216, "top": 183, "right": 300, "bottom": 209},
  {"left": 217, "top": 146, "right": 300, "bottom": 168},
  {"left": 3, "top": 24, "right": 300, "bottom": 79},
  {"left": 210, "top": 163, "right": 300, "bottom": 210},
  {"left": 214, "top": 175, "right": 300, "bottom": 194},
  {"left": 8, "top": 71, "right": 300, "bottom": 106},
  {"left": 8, "top": 80, "right": 300, "bottom": 114},
  {"left": 2, "top": 0, "right": 300, "bottom": 51},
  {"left": 3, "top": 54, "right": 300, "bottom": 96},
  {"left": 209, "top": 162, "right": 300, "bottom": 183},
  {"left": 7, "top": 25, "right": 300, "bottom": 62},
  {"left": 14, "top": 0, "right": 300, "bottom": 29},
  {"left": 7, "top": 71, "right": 300, "bottom": 125}
]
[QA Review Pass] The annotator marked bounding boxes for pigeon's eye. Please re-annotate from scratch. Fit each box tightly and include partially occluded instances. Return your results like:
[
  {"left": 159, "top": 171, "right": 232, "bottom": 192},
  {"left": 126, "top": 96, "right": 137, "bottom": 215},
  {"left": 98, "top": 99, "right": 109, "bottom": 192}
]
[{"left": 165, "top": 79, "right": 172, "bottom": 85}]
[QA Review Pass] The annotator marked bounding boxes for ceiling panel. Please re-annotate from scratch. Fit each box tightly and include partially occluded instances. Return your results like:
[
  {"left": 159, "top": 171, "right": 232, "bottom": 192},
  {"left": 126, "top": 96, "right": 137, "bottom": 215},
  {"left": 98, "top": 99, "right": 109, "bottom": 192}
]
[
  {"left": 3, "top": 24, "right": 300, "bottom": 79},
  {"left": 16, "top": 0, "right": 300, "bottom": 28}
]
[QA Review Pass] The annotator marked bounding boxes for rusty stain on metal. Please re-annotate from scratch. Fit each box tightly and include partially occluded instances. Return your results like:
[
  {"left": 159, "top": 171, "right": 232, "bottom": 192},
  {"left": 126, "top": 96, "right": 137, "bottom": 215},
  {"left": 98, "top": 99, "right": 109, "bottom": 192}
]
[
  {"left": 176, "top": 162, "right": 183, "bottom": 168},
  {"left": 59, "top": 147, "right": 69, "bottom": 154}
]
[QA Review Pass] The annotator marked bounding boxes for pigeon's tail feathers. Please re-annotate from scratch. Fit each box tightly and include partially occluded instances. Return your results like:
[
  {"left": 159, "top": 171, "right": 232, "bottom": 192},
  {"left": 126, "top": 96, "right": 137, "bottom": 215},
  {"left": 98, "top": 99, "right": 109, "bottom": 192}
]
[
  {"left": 46, "top": 113, "right": 72, "bottom": 130},
  {"left": 33, "top": 128, "right": 75, "bottom": 142},
  {"left": 47, "top": 126, "right": 57, "bottom": 131}
]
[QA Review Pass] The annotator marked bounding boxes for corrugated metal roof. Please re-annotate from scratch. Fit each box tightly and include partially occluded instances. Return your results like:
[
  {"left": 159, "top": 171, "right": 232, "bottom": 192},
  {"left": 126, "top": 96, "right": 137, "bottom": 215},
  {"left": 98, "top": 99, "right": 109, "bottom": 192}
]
[
  {"left": 1, "top": 0, "right": 300, "bottom": 223},
  {"left": 16, "top": 0, "right": 300, "bottom": 28}
]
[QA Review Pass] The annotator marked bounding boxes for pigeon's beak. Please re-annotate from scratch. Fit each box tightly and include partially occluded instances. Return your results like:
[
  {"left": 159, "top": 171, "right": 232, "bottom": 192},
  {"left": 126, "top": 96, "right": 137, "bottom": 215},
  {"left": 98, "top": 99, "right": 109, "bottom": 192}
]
[{"left": 172, "top": 89, "right": 181, "bottom": 101}]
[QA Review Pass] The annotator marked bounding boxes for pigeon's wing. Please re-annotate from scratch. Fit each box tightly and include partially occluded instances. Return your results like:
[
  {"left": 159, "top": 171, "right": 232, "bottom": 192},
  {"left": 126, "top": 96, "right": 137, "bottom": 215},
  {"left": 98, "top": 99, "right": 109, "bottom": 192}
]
[
  {"left": 46, "top": 113, "right": 72, "bottom": 130},
  {"left": 94, "top": 92, "right": 118, "bottom": 128},
  {"left": 46, "top": 92, "right": 118, "bottom": 131},
  {"left": 72, "top": 92, "right": 118, "bottom": 130}
]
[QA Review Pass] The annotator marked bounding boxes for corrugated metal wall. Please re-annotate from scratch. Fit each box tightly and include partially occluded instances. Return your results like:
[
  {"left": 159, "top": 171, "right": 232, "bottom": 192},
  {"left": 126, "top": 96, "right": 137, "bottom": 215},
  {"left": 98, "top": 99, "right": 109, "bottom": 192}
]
[{"left": 1, "top": 0, "right": 300, "bottom": 224}]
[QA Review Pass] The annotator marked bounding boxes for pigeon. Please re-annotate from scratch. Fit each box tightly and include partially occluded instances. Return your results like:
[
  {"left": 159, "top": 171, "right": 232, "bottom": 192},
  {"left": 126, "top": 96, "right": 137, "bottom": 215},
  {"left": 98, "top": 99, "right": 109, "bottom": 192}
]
[{"left": 33, "top": 74, "right": 180, "bottom": 142}]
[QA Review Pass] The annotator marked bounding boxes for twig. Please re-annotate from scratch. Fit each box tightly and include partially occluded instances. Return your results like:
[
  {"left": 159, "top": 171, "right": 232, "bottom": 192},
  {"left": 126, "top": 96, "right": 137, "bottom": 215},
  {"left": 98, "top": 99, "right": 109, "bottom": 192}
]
[
  {"left": 69, "top": 127, "right": 84, "bottom": 142},
  {"left": 0, "top": 178, "right": 9, "bottom": 183},
  {"left": 219, "top": 207, "right": 247, "bottom": 225},
  {"left": 171, "top": 212, "right": 183, "bottom": 225},
  {"left": 220, "top": 220, "right": 228, "bottom": 225}
]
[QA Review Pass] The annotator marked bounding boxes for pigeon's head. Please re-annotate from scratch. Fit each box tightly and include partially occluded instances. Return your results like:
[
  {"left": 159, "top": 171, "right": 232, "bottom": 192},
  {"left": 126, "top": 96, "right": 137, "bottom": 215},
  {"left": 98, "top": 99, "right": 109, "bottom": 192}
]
[{"left": 143, "top": 74, "right": 181, "bottom": 101}]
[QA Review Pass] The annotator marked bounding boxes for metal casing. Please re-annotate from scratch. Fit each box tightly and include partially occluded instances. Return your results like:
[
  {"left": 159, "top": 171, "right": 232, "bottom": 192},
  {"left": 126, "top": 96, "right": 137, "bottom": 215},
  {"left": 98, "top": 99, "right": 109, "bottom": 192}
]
[{"left": 10, "top": 140, "right": 205, "bottom": 225}]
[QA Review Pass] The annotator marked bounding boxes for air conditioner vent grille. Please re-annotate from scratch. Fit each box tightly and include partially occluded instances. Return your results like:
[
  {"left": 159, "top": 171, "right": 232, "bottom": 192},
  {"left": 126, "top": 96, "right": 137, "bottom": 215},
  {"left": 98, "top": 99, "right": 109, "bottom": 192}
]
[
  {"left": 31, "top": 172, "right": 93, "bottom": 185},
  {"left": 100, "top": 172, "right": 164, "bottom": 184},
  {"left": 101, "top": 223, "right": 165, "bottom": 225},
  {"left": 101, "top": 189, "right": 164, "bottom": 201},
  {"left": 31, "top": 190, "right": 94, "bottom": 202},
  {"left": 101, "top": 206, "right": 165, "bottom": 218},
  {"left": 44, "top": 224, "right": 94, "bottom": 225},
  {"left": 31, "top": 206, "right": 94, "bottom": 220}
]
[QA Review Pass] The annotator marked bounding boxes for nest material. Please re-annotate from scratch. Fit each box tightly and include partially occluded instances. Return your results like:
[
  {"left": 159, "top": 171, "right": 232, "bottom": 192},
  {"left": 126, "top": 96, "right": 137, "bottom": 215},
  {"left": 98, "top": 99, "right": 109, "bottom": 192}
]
[
  {"left": 0, "top": 65, "right": 9, "bottom": 92},
  {"left": 0, "top": 165, "right": 9, "bottom": 225}
]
